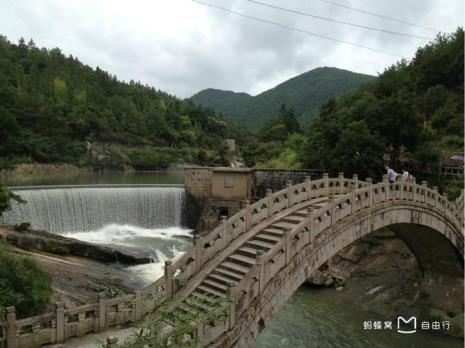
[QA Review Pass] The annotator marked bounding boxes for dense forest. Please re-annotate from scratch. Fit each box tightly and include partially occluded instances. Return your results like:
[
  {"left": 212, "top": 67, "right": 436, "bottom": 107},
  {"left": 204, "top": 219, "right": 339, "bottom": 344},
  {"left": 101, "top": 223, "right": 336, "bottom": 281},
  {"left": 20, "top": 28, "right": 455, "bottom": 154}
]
[
  {"left": 0, "top": 36, "right": 238, "bottom": 170},
  {"left": 241, "top": 28, "right": 464, "bottom": 193},
  {"left": 190, "top": 67, "right": 374, "bottom": 128}
]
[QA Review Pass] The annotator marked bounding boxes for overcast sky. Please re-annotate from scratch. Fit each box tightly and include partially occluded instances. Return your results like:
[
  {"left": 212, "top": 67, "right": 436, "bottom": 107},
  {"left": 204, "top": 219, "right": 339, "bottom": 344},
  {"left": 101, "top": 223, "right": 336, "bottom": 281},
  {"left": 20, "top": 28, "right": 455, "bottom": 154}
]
[{"left": 1, "top": 0, "right": 463, "bottom": 98}]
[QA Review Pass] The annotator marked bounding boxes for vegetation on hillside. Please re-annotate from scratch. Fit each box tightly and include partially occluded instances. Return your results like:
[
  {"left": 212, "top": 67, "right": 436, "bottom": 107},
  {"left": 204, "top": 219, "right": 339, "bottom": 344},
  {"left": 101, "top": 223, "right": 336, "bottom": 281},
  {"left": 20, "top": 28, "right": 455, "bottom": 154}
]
[
  {"left": 0, "top": 36, "right": 237, "bottom": 170},
  {"left": 242, "top": 28, "right": 464, "bottom": 194},
  {"left": 190, "top": 67, "right": 374, "bottom": 128},
  {"left": 303, "top": 29, "right": 463, "bottom": 181},
  {"left": 0, "top": 243, "right": 52, "bottom": 318}
]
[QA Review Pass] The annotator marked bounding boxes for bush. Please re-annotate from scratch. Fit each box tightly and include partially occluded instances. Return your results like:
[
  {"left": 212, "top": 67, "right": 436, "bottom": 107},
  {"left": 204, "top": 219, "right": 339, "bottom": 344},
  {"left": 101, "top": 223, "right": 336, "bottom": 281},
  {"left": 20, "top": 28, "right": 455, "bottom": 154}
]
[{"left": 0, "top": 244, "right": 52, "bottom": 318}]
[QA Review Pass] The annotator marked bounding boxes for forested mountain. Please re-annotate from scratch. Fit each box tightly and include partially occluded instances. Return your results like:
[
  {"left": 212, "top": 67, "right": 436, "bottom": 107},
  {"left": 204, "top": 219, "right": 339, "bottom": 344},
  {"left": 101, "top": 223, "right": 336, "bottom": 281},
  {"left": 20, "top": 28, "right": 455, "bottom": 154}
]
[
  {"left": 190, "top": 67, "right": 374, "bottom": 128},
  {"left": 0, "top": 36, "right": 236, "bottom": 170},
  {"left": 241, "top": 28, "right": 464, "bottom": 198},
  {"left": 303, "top": 29, "right": 464, "bottom": 181}
]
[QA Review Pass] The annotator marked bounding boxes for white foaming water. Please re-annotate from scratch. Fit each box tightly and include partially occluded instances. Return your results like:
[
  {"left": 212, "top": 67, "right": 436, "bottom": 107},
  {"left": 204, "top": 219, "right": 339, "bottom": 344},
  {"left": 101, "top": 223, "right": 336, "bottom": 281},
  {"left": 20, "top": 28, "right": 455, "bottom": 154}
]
[
  {"left": 63, "top": 225, "right": 192, "bottom": 246},
  {"left": 128, "top": 248, "right": 186, "bottom": 285}
]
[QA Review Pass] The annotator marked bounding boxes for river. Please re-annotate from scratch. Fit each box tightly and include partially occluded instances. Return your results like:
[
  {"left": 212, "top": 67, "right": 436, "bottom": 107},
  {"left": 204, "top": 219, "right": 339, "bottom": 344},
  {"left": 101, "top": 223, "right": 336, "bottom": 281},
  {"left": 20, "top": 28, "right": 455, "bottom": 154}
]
[{"left": 2, "top": 171, "right": 462, "bottom": 347}]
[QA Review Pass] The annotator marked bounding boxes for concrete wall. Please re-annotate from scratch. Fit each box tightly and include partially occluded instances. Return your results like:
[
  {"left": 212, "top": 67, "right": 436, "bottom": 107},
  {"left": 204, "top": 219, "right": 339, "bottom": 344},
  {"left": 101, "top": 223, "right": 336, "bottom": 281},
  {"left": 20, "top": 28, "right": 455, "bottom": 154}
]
[
  {"left": 253, "top": 169, "right": 324, "bottom": 197},
  {"left": 184, "top": 167, "right": 212, "bottom": 198}
]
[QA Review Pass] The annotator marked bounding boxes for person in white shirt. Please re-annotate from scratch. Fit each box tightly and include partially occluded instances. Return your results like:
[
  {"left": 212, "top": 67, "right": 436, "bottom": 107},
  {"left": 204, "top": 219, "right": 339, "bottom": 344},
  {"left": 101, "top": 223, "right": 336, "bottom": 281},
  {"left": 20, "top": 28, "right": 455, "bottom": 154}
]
[{"left": 384, "top": 165, "right": 397, "bottom": 183}]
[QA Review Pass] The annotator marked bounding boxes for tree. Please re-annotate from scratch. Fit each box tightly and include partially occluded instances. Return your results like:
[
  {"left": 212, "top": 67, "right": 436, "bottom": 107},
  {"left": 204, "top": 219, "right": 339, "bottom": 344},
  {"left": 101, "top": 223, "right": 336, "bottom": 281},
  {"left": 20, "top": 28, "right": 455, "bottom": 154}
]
[
  {"left": 0, "top": 187, "right": 25, "bottom": 217},
  {"left": 279, "top": 104, "right": 301, "bottom": 134}
]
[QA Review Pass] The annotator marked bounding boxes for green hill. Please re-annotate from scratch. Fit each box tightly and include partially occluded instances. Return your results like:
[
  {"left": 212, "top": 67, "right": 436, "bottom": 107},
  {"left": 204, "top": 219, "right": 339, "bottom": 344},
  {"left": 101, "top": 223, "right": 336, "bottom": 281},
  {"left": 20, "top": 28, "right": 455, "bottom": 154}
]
[
  {"left": 190, "top": 67, "right": 375, "bottom": 128},
  {"left": 0, "top": 35, "right": 236, "bottom": 170}
]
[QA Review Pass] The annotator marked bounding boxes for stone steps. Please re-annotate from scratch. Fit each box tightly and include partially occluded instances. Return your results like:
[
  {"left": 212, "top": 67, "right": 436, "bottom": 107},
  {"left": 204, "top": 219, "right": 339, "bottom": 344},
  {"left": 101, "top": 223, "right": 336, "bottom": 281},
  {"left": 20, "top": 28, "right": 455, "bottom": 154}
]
[
  {"left": 228, "top": 253, "right": 256, "bottom": 267},
  {"left": 220, "top": 261, "right": 250, "bottom": 275},
  {"left": 255, "top": 233, "right": 282, "bottom": 243},
  {"left": 213, "top": 267, "right": 244, "bottom": 281},
  {"left": 198, "top": 285, "right": 226, "bottom": 298},
  {"left": 246, "top": 239, "right": 276, "bottom": 250},
  {"left": 238, "top": 246, "right": 258, "bottom": 257}
]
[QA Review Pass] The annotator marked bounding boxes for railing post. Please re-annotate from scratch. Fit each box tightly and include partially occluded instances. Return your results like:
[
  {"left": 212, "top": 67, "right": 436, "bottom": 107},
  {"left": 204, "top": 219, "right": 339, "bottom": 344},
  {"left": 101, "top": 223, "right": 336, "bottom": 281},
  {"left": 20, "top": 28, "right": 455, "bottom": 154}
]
[
  {"left": 412, "top": 177, "right": 417, "bottom": 202},
  {"left": 307, "top": 207, "right": 314, "bottom": 244},
  {"left": 352, "top": 173, "right": 358, "bottom": 192},
  {"left": 226, "top": 286, "right": 236, "bottom": 330},
  {"left": 338, "top": 172, "right": 344, "bottom": 195},
  {"left": 286, "top": 180, "right": 292, "bottom": 208},
  {"left": 244, "top": 200, "right": 251, "bottom": 230},
  {"left": 56, "top": 302, "right": 65, "bottom": 343},
  {"left": 135, "top": 290, "right": 143, "bottom": 321},
  {"left": 193, "top": 234, "right": 203, "bottom": 272},
  {"left": 432, "top": 186, "right": 438, "bottom": 208},
  {"left": 382, "top": 174, "right": 389, "bottom": 201},
  {"left": 6, "top": 306, "right": 16, "bottom": 348},
  {"left": 220, "top": 215, "right": 228, "bottom": 249},
  {"left": 266, "top": 189, "right": 272, "bottom": 218},
  {"left": 305, "top": 176, "right": 311, "bottom": 200},
  {"left": 421, "top": 180, "right": 428, "bottom": 203},
  {"left": 284, "top": 227, "right": 292, "bottom": 265},
  {"left": 366, "top": 178, "right": 373, "bottom": 207},
  {"left": 256, "top": 250, "right": 265, "bottom": 294},
  {"left": 98, "top": 293, "right": 106, "bottom": 332},
  {"left": 165, "top": 260, "right": 173, "bottom": 299},
  {"left": 323, "top": 172, "right": 329, "bottom": 196}
]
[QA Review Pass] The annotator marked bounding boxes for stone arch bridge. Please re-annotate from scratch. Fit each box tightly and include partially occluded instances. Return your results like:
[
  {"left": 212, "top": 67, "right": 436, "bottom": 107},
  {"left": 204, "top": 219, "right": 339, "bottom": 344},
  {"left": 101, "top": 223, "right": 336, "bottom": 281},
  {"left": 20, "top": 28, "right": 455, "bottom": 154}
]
[
  {"left": 166, "top": 173, "right": 464, "bottom": 347},
  {"left": 2, "top": 174, "right": 463, "bottom": 348}
]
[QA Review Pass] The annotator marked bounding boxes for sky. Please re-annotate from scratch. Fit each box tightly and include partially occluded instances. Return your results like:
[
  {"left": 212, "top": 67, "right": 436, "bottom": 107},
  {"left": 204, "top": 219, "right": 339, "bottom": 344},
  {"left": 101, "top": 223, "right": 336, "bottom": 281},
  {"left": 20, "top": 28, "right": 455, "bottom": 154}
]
[{"left": 0, "top": 0, "right": 463, "bottom": 98}]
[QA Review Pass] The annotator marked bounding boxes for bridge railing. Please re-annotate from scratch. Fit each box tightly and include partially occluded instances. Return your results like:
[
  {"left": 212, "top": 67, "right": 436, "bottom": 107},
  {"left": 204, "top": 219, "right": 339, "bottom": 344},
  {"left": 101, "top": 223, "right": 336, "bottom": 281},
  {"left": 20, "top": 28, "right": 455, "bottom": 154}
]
[
  {"left": 167, "top": 174, "right": 368, "bottom": 296},
  {"left": 1, "top": 276, "right": 165, "bottom": 348}
]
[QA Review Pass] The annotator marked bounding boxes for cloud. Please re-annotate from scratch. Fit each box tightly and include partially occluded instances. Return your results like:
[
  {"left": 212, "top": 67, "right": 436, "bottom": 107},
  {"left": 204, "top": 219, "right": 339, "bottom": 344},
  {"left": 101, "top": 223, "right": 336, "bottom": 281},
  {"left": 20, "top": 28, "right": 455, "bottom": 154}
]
[{"left": 0, "top": 0, "right": 463, "bottom": 97}]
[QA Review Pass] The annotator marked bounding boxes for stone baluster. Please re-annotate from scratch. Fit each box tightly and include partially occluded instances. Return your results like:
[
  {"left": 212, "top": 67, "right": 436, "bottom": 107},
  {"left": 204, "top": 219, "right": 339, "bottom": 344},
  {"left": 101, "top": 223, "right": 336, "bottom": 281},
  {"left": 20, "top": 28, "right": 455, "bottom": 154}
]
[
  {"left": 366, "top": 178, "right": 373, "bottom": 207},
  {"left": 323, "top": 172, "right": 329, "bottom": 196},
  {"left": 307, "top": 207, "right": 314, "bottom": 244},
  {"left": 6, "top": 306, "right": 16, "bottom": 348},
  {"left": 283, "top": 227, "right": 292, "bottom": 265},
  {"left": 305, "top": 176, "right": 311, "bottom": 200},
  {"left": 421, "top": 180, "right": 428, "bottom": 203},
  {"left": 352, "top": 173, "right": 358, "bottom": 192},
  {"left": 219, "top": 215, "right": 228, "bottom": 250},
  {"left": 412, "top": 177, "right": 417, "bottom": 202},
  {"left": 382, "top": 174, "right": 389, "bottom": 201},
  {"left": 266, "top": 189, "right": 272, "bottom": 217},
  {"left": 286, "top": 180, "right": 293, "bottom": 208},
  {"left": 432, "top": 186, "right": 438, "bottom": 208},
  {"left": 244, "top": 200, "right": 251, "bottom": 230},
  {"left": 338, "top": 172, "right": 344, "bottom": 195},
  {"left": 98, "top": 293, "right": 107, "bottom": 332},
  {"left": 193, "top": 234, "right": 203, "bottom": 272},
  {"left": 55, "top": 302, "right": 64, "bottom": 343},
  {"left": 226, "top": 286, "right": 237, "bottom": 330},
  {"left": 164, "top": 260, "right": 173, "bottom": 299},
  {"left": 256, "top": 250, "right": 265, "bottom": 293}
]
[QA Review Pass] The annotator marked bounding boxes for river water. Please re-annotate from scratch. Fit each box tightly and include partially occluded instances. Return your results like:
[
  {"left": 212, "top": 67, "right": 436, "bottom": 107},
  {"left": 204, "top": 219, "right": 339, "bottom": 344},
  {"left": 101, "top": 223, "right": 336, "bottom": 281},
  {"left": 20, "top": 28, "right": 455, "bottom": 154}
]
[
  {"left": 254, "top": 287, "right": 462, "bottom": 348},
  {"left": 2, "top": 171, "right": 462, "bottom": 347}
]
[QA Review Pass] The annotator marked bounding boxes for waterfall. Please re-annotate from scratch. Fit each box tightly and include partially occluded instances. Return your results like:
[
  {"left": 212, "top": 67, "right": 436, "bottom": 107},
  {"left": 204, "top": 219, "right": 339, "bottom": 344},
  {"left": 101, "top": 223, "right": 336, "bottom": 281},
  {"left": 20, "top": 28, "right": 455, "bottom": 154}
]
[{"left": 1, "top": 185, "right": 186, "bottom": 233}]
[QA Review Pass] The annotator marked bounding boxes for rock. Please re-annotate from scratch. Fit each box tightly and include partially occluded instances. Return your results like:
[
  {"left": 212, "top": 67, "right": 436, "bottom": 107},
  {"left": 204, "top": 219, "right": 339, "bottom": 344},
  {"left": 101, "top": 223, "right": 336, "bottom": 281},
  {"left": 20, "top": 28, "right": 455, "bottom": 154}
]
[
  {"left": 1, "top": 225, "right": 152, "bottom": 265},
  {"left": 324, "top": 277, "right": 334, "bottom": 287},
  {"left": 306, "top": 270, "right": 328, "bottom": 286},
  {"left": 336, "top": 286, "right": 344, "bottom": 291},
  {"left": 449, "top": 313, "right": 464, "bottom": 338}
]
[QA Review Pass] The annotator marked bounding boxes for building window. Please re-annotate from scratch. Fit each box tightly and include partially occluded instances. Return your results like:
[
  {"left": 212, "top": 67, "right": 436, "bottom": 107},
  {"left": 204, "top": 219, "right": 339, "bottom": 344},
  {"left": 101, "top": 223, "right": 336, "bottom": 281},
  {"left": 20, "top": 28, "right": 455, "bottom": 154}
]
[{"left": 224, "top": 175, "right": 234, "bottom": 188}]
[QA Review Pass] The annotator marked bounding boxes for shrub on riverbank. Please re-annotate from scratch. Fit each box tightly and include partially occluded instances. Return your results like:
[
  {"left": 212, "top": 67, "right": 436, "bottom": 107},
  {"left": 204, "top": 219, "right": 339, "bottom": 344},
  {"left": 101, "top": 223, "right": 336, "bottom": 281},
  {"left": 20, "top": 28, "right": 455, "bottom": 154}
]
[{"left": 0, "top": 243, "right": 52, "bottom": 318}]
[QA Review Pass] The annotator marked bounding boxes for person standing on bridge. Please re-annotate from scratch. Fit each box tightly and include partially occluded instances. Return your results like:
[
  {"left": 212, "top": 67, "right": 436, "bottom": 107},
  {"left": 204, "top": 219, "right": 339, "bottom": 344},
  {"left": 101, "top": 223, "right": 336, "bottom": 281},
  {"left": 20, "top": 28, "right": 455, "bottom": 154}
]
[
  {"left": 401, "top": 169, "right": 412, "bottom": 182},
  {"left": 384, "top": 165, "right": 398, "bottom": 184}
]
